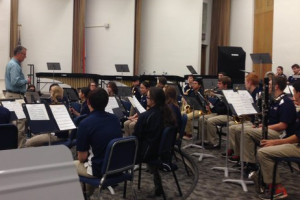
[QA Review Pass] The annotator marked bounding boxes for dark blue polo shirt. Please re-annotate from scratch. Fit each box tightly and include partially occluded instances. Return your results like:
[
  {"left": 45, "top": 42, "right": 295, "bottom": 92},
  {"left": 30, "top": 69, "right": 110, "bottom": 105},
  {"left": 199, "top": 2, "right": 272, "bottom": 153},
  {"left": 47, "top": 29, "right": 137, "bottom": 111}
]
[
  {"left": 269, "top": 95, "right": 297, "bottom": 137},
  {"left": 140, "top": 95, "right": 147, "bottom": 109},
  {"left": 0, "top": 106, "right": 11, "bottom": 124},
  {"left": 294, "top": 111, "right": 300, "bottom": 139},
  {"left": 80, "top": 101, "right": 90, "bottom": 115},
  {"left": 76, "top": 110, "right": 122, "bottom": 177}
]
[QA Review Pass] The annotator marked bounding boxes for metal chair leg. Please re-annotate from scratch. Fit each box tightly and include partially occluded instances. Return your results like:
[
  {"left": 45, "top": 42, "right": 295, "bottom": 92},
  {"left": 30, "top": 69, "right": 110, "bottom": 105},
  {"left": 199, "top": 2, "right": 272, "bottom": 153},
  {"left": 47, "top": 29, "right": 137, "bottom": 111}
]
[
  {"left": 170, "top": 161, "right": 182, "bottom": 196},
  {"left": 178, "top": 147, "right": 190, "bottom": 176},
  {"left": 138, "top": 163, "right": 142, "bottom": 189},
  {"left": 271, "top": 160, "right": 279, "bottom": 200}
]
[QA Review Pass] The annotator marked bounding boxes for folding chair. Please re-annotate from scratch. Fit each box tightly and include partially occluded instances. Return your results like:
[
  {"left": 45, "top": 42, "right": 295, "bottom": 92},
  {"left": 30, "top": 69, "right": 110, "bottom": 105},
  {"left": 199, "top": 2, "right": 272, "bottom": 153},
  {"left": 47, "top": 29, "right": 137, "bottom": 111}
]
[
  {"left": 138, "top": 126, "right": 182, "bottom": 199},
  {"left": 174, "top": 114, "right": 190, "bottom": 175},
  {"left": 79, "top": 136, "right": 138, "bottom": 199},
  {"left": 271, "top": 157, "right": 300, "bottom": 200}
]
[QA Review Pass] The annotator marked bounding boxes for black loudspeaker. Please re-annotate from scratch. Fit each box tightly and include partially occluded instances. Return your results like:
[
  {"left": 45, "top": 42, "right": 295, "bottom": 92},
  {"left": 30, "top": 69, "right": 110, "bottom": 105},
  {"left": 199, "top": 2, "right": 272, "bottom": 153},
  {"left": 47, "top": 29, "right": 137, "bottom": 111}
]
[{"left": 217, "top": 46, "right": 246, "bottom": 85}]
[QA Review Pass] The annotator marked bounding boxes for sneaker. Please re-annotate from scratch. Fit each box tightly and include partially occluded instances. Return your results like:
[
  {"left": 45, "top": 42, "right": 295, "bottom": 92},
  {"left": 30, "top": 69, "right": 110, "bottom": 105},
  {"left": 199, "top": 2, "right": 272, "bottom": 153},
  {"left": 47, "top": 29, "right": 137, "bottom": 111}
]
[
  {"left": 258, "top": 184, "right": 288, "bottom": 200},
  {"left": 228, "top": 155, "right": 240, "bottom": 163},
  {"left": 221, "top": 149, "right": 234, "bottom": 158},
  {"left": 183, "top": 134, "right": 193, "bottom": 140}
]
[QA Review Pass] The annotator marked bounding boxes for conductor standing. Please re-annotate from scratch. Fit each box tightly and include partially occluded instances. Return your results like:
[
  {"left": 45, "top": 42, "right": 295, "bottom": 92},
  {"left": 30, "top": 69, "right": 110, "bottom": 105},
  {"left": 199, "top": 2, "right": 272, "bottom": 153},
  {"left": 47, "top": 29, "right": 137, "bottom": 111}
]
[
  {"left": 5, "top": 45, "right": 31, "bottom": 98},
  {"left": 5, "top": 45, "right": 30, "bottom": 148}
]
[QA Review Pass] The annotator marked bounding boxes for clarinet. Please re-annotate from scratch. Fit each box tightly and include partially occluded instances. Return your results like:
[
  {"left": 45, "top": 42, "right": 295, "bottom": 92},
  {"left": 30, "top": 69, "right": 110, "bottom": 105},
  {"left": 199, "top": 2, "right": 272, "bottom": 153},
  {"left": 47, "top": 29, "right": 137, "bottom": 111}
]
[
  {"left": 67, "top": 92, "right": 74, "bottom": 118},
  {"left": 261, "top": 76, "right": 269, "bottom": 140}
]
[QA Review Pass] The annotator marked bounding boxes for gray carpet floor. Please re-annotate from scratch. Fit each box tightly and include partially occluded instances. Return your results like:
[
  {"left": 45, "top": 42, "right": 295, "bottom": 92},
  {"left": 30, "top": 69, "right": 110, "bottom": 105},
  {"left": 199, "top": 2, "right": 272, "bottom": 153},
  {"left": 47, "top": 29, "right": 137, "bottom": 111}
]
[{"left": 86, "top": 137, "right": 300, "bottom": 200}]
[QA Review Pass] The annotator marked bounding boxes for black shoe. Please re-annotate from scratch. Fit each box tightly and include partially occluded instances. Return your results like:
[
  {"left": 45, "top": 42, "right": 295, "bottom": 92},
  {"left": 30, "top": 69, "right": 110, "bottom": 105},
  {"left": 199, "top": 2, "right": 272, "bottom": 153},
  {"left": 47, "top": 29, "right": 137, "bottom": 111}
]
[
  {"left": 146, "top": 188, "right": 163, "bottom": 198},
  {"left": 232, "top": 161, "right": 241, "bottom": 168},
  {"left": 221, "top": 149, "right": 234, "bottom": 158},
  {"left": 195, "top": 141, "right": 209, "bottom": 146},
  {"left": 205, "top": 144, "right": 220, "bottom": 149}
]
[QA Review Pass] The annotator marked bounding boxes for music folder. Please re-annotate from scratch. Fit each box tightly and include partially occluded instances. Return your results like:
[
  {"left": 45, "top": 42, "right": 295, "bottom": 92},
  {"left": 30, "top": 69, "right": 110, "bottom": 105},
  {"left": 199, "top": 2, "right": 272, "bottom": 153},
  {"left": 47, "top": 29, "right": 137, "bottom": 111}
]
[
  {"left": 0, "top": 99, "right": 26, "bottom": 121},
  {"left": 127, "top": 96, "right": 146, "bottom": 115},
  {"left": 22, "top": 103, "right": 75, "bottom": 134}
]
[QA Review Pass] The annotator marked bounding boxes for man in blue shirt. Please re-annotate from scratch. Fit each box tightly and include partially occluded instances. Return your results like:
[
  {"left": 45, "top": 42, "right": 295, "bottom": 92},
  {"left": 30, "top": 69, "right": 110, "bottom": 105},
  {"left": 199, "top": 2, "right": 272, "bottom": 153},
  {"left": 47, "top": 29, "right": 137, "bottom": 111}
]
[
  {"left": 5, "top": 46, "right": 31, "bottom": 98},
  {"left": 5, "top": 46, "right": 30, "bottom": 148},
  {"left": 74, "top": 88, "right": 122, "bottom": 197}
]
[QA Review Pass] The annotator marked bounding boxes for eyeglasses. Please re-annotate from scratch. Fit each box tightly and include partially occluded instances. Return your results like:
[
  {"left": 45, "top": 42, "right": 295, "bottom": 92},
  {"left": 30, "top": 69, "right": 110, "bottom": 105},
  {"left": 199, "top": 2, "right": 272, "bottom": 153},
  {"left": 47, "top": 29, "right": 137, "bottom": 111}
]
[{"left": 20, "top": 53, "right": 26, "bottom": 56}]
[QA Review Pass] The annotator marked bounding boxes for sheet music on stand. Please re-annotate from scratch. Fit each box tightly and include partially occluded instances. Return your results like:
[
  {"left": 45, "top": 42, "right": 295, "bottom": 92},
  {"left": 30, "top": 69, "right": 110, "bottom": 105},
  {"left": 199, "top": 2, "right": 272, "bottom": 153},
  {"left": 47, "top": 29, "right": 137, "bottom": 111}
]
[
  {"left": 1, "top": 99, "right": 26, "bottom": 119},
  {"left": 222, "top": 90, "right": 258, "bottom": 116},
  {"left": 49, "top": 105, "right": 76, "bottom": 130},
  {"left": 284, "top": 85, "right": 294, "bottom": 96},
  {"left": 128, "top": 96, "right": 146, "bottom": 114},
  {"left": 23, "top": 103, "right": 75, "bottom": 134},
  {"left": 105, "top": 96, "right": 121, "bottom": 114}
]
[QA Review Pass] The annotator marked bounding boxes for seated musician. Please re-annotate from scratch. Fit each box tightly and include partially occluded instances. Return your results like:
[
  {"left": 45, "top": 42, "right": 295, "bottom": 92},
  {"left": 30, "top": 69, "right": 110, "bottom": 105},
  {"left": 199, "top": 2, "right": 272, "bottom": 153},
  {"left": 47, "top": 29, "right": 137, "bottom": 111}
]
[
  {"left": 123, "top": 81, "right": 150, "bottom": 136},
  {"left": 226, "top": 73, "right": 261, "bottom": 161},
  {"left": 182, "top": 78, "right": 204, "bottom": 140},
  {"left": 133, "top": 87, "right": 176, "bottom": 197},
  {"left": 165, "top": 85, "right": 182, "bottom": 133},
  {"left": 107, "top": 81, "right": 118, "bottom": 96},
  {"left": 131, "top": 76, "right": 141, "bottom": 101},
  {"left": 201, "top": 76, "right": 232, "bottom": 149},
  {"left": 256, "top": 81, "right": 300, "bottom": 200},
  {"left": 275, "top": 66, "right": 287, "bottom": 78},
  {"left": 0, "top": 106, "right": 11, "bottom": 124},
  {"left": 75, "top": 88, "right": 122, "bottom": 197},
  {"left": 183, "top": 75, "right": 194, "bottom": 95},
  {"left": 70, "top": 87, "right": 90, "bottom": 117},
  {"left": 25, "top": 86, "right": 69, "bottom": 147},
  {"left": 88, "top": 81, "right": 97, "bottom": 91},
  {"left": 156, "top": 76, "right": 167, "bottom": 90},
  {"left": 287, "top": 64, "right": 300, "bottom": 85},
  {"left": 27, "top": 84, "right": 36, "bottom": 92},
  {"left": 242, "top": 76, "right": 297, "bottom": 173}
]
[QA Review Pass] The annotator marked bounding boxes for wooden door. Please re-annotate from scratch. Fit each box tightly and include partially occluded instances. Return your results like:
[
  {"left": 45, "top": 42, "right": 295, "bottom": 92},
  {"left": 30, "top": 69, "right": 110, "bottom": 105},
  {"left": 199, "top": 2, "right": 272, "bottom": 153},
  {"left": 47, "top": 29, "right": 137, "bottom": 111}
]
[{"left": 253, "top": 0, "right": 274, "bottom": 79}]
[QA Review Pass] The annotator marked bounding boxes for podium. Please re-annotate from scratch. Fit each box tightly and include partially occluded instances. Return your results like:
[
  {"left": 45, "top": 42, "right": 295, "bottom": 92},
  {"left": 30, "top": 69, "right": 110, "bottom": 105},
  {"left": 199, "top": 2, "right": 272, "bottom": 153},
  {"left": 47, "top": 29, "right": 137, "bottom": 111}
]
[{"left": 0, "top": 146, "right": 84, "bottom": 200}]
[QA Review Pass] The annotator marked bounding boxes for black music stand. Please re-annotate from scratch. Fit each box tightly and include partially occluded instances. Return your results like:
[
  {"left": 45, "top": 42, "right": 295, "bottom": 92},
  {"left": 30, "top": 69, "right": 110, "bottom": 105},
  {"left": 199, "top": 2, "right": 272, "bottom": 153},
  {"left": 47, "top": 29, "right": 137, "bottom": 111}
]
[
  {"left": 115, "top": 64, "right": 130, "bottom": 79},
  {"left": 47, "top": 62, "right": 61, "bottom": 83},
  {"left": 186, "top": 65, "right": 198, "bottom": 74},
  {"left": 250, "top": 53, "right": 272, "bottom": 77},
  {"left": 190, "top": 92, "right": 216, "bottom": 161},
  {"left": 63, "top": 88, "right": 79, "bottom": 102},
  {"left": 214, "top": 90, "right": 259, "bottom": 191},
  {"left": 25, "top": 92, "right": 41, "bottom": 103},
  {"left": 182, "top": 96, "right": 204, "bottom": 150}
]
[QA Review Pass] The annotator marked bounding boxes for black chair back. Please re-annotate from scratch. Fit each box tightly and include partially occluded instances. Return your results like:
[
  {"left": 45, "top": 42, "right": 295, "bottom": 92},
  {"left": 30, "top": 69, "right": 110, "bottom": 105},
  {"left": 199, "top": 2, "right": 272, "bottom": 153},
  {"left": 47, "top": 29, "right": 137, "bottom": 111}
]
[
  {"left": 102, "top": 136, "right": 138, "bottom": 176},
  {"left": 159, "top": 126, "right": 177, "bottom": 160},
  {"left": 0, "top": 124, "right": 18, "bottom": 150}
]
